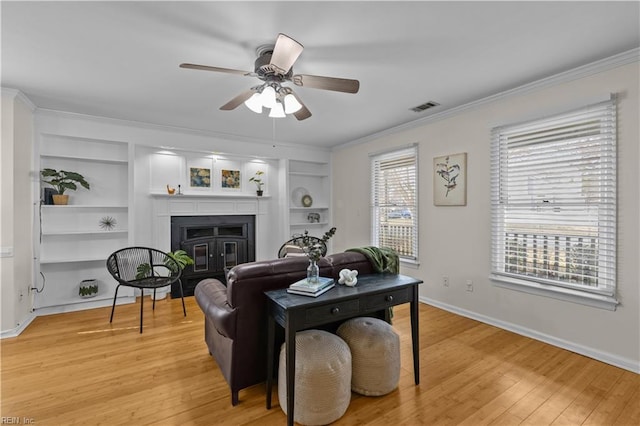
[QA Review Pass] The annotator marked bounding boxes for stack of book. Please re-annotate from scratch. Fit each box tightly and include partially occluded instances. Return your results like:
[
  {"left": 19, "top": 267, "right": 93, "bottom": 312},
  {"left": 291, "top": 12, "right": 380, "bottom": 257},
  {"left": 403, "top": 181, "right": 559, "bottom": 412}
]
[{"left": 287, "top": 277, "right": 335, "bottom": 297}]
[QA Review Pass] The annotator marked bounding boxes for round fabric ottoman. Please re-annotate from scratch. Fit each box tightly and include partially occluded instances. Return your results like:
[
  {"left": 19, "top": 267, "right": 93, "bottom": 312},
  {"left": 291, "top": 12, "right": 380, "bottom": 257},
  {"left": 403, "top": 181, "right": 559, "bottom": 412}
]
[
  {"left": 337, "top": 317, "right": 400, "bottom": 396},
  {"left": 278, "top": 330, "right": 351, "bottom": 426}
]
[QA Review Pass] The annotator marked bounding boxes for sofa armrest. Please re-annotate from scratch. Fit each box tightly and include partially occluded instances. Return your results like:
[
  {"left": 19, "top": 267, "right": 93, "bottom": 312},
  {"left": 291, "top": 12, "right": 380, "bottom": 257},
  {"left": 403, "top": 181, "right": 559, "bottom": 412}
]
[{"left": 195, "top": 278, "right": 237, "bottom": 339}]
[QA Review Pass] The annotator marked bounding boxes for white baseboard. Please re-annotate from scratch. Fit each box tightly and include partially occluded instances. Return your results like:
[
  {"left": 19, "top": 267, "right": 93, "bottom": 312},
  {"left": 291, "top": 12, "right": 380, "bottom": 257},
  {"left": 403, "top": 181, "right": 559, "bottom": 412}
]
[
  {"left": 0, "top": 312, "right": 37, "bottom": 339},
  {"left": 420, "top": 296, "right": 640, "bottom": 374},
  {"left": 33, "top": 296, "right": 136, "bottom": 317},
  {"left": 1, "top": 296, "right": 137, "bottom": 339}
]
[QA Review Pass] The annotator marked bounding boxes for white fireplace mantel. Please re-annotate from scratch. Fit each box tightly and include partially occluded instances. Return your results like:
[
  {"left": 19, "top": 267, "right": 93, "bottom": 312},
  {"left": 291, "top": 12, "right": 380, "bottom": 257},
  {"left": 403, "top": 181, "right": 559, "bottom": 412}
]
[{"left": 151, "top": 193, "right": 273, "bottom": 258}]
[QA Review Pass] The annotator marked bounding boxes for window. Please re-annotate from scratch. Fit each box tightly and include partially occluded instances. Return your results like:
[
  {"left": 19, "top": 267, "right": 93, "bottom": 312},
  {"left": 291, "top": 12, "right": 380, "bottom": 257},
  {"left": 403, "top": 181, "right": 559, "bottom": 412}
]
[
  {"left": 490, "top": 97, "right": 618, "bottom": 310},
  {"left": 371, "top": 145, "right": 418, "bottom": 262}
]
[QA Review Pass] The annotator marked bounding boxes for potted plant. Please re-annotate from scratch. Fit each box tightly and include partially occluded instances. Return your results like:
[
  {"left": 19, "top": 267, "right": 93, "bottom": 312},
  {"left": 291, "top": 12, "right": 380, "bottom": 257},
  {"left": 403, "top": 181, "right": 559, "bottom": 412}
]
[
  {"left": 40, "top": 168, "right": 90, "bottom": 205},
  {"left": 299, "top": 227, "right": 337, "bottom": 284},
  {"left": 249, "top": 170, "right": 265, "bottom": 196},
  {"left": 135, "top": 250, "right": 194, "bottom": 279}
]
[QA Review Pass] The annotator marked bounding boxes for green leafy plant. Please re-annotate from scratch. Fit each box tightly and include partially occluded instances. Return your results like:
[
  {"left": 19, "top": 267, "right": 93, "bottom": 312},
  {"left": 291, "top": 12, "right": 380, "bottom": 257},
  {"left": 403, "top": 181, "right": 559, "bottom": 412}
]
[
  {"left": 41, "top": 168, "right": 90, "bottom": 195},
  {"left": 298, "top": 227, "right": 337, "bottom": 261},
  {"left": 135, "top": 263, "right": 152, "bottom": 279},
  {"left": 135, "top": 250, "right": 194, "bottom": 279},
  {"left": 249, "top": 170, "right": 264, "bottom": 191},
  {"left": 165, "top": 249, "right": 195, "bottom": 273}
]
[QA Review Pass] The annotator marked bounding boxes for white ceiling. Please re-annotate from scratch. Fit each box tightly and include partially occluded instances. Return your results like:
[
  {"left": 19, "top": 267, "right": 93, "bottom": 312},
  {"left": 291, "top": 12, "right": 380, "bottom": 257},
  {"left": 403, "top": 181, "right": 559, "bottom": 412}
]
[{"left": 2, "top": 1, "right": 639, "bottom": 149}]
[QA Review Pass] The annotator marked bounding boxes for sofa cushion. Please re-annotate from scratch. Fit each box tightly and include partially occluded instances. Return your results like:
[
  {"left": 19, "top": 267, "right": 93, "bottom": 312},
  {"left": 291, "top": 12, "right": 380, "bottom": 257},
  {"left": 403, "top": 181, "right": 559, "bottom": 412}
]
[
  {"left": 326, "top": 251, "right": 375, "bottom": 276},
  {"left": 226, "top": 256, "right": 332, "bottom": 308}
]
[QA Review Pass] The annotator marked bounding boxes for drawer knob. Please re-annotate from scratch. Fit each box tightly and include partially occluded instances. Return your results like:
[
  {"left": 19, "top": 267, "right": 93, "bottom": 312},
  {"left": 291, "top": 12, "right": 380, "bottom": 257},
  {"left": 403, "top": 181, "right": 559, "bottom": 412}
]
[
  {"left": 385, "top": 295, "right": 394, "bottom": 302},
  {"left": 331, "top": 307, "right": 340, "bottom": 315}
]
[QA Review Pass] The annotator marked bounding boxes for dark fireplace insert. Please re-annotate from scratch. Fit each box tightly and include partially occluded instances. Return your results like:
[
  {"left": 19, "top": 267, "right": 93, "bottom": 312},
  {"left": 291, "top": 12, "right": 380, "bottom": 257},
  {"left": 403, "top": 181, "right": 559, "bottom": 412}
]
[{"left": 170, "top": 215, "right": 255, "bottom": 297}]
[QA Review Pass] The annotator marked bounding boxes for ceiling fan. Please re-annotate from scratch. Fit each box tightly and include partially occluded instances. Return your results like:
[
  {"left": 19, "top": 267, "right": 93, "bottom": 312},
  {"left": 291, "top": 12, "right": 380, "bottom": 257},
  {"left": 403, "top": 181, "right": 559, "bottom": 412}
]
[{"left": 180, "top": 33, "right": 360, "bottom": 121}]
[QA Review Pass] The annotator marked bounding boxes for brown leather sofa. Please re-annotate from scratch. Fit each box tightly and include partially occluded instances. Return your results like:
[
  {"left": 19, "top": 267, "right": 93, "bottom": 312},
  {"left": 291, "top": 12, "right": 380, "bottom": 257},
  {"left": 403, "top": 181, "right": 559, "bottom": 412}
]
[{"left": 194, "top": 251, "right": 378, "bottom": 405}]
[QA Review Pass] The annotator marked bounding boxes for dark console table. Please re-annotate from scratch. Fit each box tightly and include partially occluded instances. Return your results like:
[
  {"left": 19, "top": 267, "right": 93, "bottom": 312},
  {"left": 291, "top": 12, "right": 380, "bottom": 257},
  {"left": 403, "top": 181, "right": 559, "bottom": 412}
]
[{"left": 265, "top": 273, "right": 423, "bottom": 426}]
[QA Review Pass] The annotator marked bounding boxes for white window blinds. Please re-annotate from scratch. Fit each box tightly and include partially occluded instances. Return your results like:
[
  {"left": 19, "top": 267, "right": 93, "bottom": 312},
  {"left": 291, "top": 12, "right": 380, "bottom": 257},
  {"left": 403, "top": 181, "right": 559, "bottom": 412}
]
[
  {"left": 490, "top": 97, "right": 617, "bottom": 307},
  {"left": 371, "top": 145, "right": 418, "bottom": 261}
]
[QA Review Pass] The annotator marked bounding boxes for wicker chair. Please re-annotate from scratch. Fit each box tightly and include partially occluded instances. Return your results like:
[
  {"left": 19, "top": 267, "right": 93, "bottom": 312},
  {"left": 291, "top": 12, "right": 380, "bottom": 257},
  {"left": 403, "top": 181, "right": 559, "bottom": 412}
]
[{"left": 106, "top": 247, "right": 186, "bottom": 333}]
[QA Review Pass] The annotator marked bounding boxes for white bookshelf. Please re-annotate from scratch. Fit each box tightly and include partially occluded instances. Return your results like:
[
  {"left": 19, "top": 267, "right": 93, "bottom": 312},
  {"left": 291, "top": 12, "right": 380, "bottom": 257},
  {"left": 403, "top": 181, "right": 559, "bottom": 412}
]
[
  {"left": 287, "top": 160, "right": 332, "bottom": 240},
  {"left": 36, "top": 134, "right": 134, "bottom": 311}
]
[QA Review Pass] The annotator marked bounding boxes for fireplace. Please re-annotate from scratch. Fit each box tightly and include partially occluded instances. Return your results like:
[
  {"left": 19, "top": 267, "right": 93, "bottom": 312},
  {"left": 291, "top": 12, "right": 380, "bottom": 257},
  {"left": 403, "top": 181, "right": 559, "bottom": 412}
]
[{"left": 170, "top": 215, "right": 255, "bottom": 296}]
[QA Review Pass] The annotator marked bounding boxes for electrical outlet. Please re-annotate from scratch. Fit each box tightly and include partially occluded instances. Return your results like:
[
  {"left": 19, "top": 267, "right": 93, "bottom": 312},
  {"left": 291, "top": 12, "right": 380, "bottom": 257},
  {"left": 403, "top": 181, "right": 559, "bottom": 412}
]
[
  {"left": 466, "top": 280, "right": 473, "bottom": 292},
  {"left": 443, "top": 276, "right": 450, "bottom": 287}
]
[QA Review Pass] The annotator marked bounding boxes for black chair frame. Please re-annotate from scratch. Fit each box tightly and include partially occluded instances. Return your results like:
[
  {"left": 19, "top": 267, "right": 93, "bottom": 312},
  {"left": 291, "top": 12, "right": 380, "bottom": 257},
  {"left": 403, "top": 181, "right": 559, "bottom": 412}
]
[
  {"left": 277, "top": 235, "right": 327, "bottom": 259},
  {"left": 106, "top": 246, "right": 186, "bottom": 333}
]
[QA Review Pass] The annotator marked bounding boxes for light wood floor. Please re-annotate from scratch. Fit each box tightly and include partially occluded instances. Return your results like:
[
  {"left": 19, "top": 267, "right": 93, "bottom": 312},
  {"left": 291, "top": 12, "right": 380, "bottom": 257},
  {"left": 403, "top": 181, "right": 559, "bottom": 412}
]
[{"left": 1, "top": 297, "right": 638, "bottom": 425}]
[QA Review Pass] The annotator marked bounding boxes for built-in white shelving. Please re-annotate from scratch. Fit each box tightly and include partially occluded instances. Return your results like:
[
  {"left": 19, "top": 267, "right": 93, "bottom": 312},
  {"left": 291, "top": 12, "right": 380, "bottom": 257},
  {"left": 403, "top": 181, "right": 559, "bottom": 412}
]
[
  {"left": 287, "top": 160, "right": 332, "bottom": 241},
  {"left": 36, "top": 134, "right": 134, "bottom": 312}
]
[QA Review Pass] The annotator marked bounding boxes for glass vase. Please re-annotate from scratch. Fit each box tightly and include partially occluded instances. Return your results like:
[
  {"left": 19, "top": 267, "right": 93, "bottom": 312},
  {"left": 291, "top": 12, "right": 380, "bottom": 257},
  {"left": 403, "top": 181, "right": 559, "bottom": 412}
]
[{"left": 307, "top": 259, "right": 320, "bottom": 284}]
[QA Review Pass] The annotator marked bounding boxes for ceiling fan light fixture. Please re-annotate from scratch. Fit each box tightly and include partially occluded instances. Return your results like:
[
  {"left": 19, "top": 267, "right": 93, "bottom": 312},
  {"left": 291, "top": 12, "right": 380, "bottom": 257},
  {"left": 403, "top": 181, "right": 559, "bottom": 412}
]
[
  {"left": 244, "top": 93, "right": 263, "bottom": 113},
  {"left": 181, "top": 32, "right": 360, "bottom": 122},
  {"left": 283, "top": 93, "right": 302, "bottom": 114},
  {"left": 260, "top": 85, "right": 278, "bottom": 109},
  {"left": 268, "top": 101, "right": 286, "bottom": 118}
]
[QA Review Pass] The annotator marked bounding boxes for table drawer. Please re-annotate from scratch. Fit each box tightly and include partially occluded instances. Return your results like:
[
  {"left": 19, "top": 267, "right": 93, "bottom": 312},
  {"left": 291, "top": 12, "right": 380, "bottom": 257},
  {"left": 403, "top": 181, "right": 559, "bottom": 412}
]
[
  {"left": 364, "top": 288, "right": 410, "bottom": 310},
  {"left": 304, "top": 299, "right": 360, "bottom": 326}
]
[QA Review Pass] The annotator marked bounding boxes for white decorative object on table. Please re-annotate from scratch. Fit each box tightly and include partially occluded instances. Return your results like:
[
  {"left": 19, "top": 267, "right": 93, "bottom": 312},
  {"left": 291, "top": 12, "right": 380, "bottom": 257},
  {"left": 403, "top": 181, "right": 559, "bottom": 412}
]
[{"left": 338, "top": 268, "right": 358, "bottom": 287}]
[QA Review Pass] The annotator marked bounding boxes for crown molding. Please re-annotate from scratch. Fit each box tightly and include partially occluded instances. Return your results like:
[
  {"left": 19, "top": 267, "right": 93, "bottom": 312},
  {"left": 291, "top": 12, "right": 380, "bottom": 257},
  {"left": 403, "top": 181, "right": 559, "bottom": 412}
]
[
  {"left": 334, "top": 48, "right": 640, "bottom": 152},
  {"left": 34, "top": 107, "right": 331, "bottom": 154},
  {"left": 1, "top": 87, "right": 37, "bottom": 111}
]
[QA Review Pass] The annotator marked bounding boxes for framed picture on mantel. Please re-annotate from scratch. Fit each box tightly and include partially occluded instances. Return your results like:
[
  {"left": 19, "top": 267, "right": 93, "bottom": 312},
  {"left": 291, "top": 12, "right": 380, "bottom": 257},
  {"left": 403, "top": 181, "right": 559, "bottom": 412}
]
[
  {"left": 433, "top": 152, "right": 467, "bottom": 206},
  {"left": 221, "top": 169, "right": 241, "bottom": 189},
  {"left": 190, "top": 167, "right": 211, "bottom": 188}
]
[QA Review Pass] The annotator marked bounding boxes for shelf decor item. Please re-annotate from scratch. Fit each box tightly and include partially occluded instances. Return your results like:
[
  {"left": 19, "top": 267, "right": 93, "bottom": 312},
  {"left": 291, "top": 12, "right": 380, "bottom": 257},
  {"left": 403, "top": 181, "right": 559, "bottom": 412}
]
[
  {"left": 291, "top": 187, "right": 309, "bottom": 207},
  {"left": 79, "top": 279, "right": 99, "bottom": 298},
  {"left": 434, "top": 152, "right": 467, "bottom": 206},
  {"left": 40, "top": 168, "right": 90, "bottom": 205},
  {"left": 99, "top": 216, "right": 117, "bottom": 231},
  {"left": 249, "top": 170, "right": 265, "bottom": 196},
  {"left": 301, "top": 194, "right": 313, "bottom": 207}
]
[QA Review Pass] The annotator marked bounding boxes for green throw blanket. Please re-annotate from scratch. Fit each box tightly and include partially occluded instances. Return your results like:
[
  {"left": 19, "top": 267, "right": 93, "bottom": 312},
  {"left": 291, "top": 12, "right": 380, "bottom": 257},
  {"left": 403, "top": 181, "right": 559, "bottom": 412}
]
[{"left": 346, "top": 246, "right": 399, "bottom": 274}]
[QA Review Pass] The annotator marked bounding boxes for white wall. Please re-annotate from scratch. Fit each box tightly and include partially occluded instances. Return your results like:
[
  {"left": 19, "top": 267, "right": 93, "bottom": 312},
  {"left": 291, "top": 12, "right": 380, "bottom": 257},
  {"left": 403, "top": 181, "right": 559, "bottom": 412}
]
[
  {"left": 1, "top": 90, "right": 35, "bottom": 336},
  {"left": 332, "top": 62, "right": 639, "bottom": 372}
]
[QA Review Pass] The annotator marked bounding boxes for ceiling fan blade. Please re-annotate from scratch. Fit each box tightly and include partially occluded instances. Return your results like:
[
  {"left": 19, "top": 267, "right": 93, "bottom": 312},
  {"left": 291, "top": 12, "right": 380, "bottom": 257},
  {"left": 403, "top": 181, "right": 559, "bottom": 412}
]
[
  {"left": 180, "top": 63, "right": 253, "bottom": 76},
  {"left": 293, "top": 105, "right": 312, "bottom": 121},
  {"left": 269, "top": 33, "right": 304, "bottom": 74},
  {"left": 292, "top": 74, "right": 360, "bottom": 94},
  {"left": 220, "top": 89, "right": 257, "bottom": 111},
  {"left": 290, "top": 92, "right": 312, "bottom": 121}
]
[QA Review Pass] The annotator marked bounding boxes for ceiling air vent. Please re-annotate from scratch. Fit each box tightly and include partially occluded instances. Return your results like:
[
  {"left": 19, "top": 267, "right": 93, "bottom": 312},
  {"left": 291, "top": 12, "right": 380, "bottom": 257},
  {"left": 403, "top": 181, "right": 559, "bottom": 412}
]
[{"left": 410, "top": 101, "right": 440, "bottom": 113}]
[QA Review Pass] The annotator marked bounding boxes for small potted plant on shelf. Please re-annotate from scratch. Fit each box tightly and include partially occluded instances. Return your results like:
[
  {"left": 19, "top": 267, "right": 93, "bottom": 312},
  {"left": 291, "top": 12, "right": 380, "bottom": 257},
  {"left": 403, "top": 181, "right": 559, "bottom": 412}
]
[
  {"left": 249, "top": 170, "right": 265, "bottom": 196},
  {"left": 40, "top": 168, "right": 90, "bottom": 205}
]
